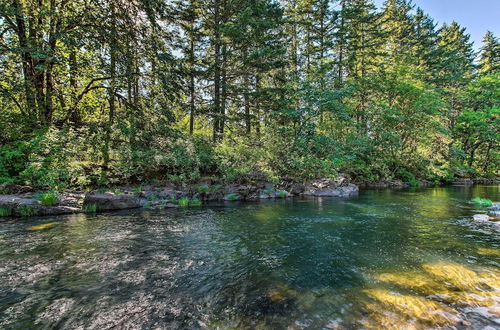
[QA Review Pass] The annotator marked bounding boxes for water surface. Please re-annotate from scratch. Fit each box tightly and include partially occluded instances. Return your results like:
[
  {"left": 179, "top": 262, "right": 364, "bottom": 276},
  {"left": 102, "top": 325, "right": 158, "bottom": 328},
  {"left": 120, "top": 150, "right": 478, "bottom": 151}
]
[{"left": 1, "top": 185, "right": 499, "bottom": 328}]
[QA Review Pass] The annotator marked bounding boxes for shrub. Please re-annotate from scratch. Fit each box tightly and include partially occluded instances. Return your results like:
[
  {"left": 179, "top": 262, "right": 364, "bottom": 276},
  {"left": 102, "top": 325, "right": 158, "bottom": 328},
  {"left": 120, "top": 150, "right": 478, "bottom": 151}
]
[
  {"left": 17, "top": 205, "right": 36, "bottom": 217},
  {"left": 83, "top": 204, "right": 97, "bottom": 213},
  {"left": 471, "top": 197, "right": 493, "bottom": 207},
  {"left": 0, "top": 207, "right": 13, "bottom": 217},
  {"left": 98, "top": 188, "right": 106, "bottom": 194},
  {"left": 190, "top": 198, "right": 202, "bottom": 206},
  {"left": 38, "top": 192, "right": 58, "bottom": 206},
  {"left": 178, "top": 198, "right": 190, "bottom": 207}
]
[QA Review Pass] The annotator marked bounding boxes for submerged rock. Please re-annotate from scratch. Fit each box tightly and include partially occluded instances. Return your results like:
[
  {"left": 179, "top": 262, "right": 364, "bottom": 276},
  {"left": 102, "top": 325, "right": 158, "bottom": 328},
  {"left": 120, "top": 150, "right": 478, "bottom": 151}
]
[
  {"left": 473, "top": 214, "right": 491, "bottom": 222},
  {"left": 83, "top": 193, "right": 142, "bottom": 211}
]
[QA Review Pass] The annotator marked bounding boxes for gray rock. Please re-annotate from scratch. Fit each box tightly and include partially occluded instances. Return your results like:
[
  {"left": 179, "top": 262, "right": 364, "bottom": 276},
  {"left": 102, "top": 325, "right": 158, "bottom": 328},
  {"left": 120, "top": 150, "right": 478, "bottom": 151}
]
[
  {"left": 304, "top": 178, "right": 359, "bottom": 197},
  {"left": 83, "top": 193, "right": 142, "bottom": 211},
  {"left": 0, "top": 195, "right": 80, "bottom": 217}
]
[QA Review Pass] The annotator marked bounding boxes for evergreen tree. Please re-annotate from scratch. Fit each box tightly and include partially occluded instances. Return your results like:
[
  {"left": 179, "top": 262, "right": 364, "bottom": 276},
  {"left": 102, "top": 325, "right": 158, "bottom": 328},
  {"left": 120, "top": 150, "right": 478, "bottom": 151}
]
[{"left": 479, "top": 31, "right": 500, "bottom": 75}]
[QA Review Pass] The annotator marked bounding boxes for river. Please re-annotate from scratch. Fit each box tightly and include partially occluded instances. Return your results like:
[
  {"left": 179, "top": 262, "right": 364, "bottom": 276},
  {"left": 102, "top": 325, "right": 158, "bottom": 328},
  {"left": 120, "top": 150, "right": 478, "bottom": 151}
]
[{"left": 0, "top": 185, "right": 499, "bottom": 328}]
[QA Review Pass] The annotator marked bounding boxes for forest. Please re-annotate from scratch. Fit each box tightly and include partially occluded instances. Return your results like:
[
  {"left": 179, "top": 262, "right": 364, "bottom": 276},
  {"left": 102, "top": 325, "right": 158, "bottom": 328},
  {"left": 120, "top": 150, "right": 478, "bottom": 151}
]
[{"left": 0, "top": 0, "right": 498, "bottom": 190}]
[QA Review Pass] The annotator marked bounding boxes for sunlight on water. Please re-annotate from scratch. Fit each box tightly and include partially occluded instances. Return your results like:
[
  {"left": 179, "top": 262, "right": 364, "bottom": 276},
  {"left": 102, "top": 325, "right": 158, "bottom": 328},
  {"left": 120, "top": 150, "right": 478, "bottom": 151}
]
[{"left": 0, "top": 185, "right": 499, "bottom": 328}]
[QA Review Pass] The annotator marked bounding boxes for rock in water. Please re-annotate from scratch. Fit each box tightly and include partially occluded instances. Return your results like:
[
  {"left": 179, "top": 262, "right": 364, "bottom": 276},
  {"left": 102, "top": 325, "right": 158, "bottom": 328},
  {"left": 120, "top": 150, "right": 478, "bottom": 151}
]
[
  {"left": 83, "top": 193, "right": 142, "bottom": 211},
  {"left": 304, "top": 177, "right": 359, "bottom": 197}
]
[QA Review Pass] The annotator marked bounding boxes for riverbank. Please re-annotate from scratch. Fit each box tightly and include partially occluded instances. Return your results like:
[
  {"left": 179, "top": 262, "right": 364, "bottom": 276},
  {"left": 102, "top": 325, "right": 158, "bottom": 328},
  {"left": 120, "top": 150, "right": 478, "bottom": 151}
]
[{"left": 0, "top": 176, "right": 498, "bottom": 218}]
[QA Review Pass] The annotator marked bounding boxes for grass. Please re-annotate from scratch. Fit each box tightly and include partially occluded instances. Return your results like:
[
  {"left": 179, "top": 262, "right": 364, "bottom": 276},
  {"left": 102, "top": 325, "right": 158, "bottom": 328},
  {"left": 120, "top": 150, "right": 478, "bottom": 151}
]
[
  {"left": 17, "top": 205, "right": 36, "bottom": 217},
  {"left": 471, "top": 197, "right": 493, "bottom": 207},
  {"left": 226, "top": 193, "right": 238, "bottom": 201},
  {"left": 190, "top": 198, "right": 202, "bottom": 206},
  {"left": 37, "top": 192, "right": 58, "bottom": 206},
  {"left": 409, "top": 179, "right": 422, "bottom": 187},
  {"left": 169, "top": 196, "right": 178, "bottom": 204},
  {"left": 275, "top": 191, "right": 287, "bottom": 198},
  {"left": 143, "top": 201, "right": 151, "bottom": 209},
  {"left": 0, "top": 207, "right": 13, "bottom": 217},
  {"left": 98, "top": 188, "right": 106, "bottom": 194},
  {"left": 83, "top": 204, "right": 97, "bottom": 213},
  {"left": 134, "top": 187, "right": 142, "bottom": 195},
  {"left": 178, "top": 197, "right": 190, "bottom": 207},
  {"left": 148, "top": 194, "right": 157, "bottom": 201},
  {"left": 197, "top": 185, "right": 210, "bottom": 193},
  {"left": 262, "top": 188, "right": 275, "bottom": 196}
]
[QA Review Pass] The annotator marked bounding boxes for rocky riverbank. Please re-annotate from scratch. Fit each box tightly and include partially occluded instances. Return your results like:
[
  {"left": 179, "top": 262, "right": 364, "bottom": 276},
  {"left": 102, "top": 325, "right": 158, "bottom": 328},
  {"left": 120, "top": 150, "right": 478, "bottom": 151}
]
[{"left": 0, "top": 175, "right": 359, "bottom": 218}]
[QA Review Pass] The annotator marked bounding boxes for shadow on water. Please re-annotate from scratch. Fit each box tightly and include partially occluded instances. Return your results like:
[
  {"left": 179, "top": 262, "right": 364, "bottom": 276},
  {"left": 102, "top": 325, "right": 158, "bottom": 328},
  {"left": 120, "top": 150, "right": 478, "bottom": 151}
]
[{"left": 0, "top": 185, "right": 499, "bottom": 328}]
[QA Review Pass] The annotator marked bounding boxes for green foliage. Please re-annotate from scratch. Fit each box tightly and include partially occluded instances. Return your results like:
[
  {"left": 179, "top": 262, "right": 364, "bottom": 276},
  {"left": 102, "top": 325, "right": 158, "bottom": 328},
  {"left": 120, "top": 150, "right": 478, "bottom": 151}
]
[
  {"left": 409, "top": 179, "right": 422, "bottom": 187},
  {"left": 196, "top": 185, "right": 210, "bottom": 193},
  {"left": 471, "top": 197, "right": 493, "bottom": 207},
  {"left": 37, "top": 193, "right": 58, "bottom": 206},
  {"left": 143, "top": 201, "right": 151, "bottom": 209},
  {"left": 0, "top": 0, "right": 497, "bottom": 189},
  {"left": 0, "top": 207, "right": 13, "bottom": 217},
  {"left": 190, "top": 198, "right": 202, "bottom": 206},
  {"left": 226, "top": 194, "right": 239, "bottom": 201},
  {"left": 134, "top": 187, "right": 142, "bottom": 195},
  {"left": 275, "top": 191, "right": 287, "bottom": 198},
  {"left": 83, "top": 204, "right": 97, "bottom": 213},
  {"left": 178, "top": 198, "right": 190, "bottom": 207},
  {"left": 17, "top": 205, "right": 36, "bottom": 217},
  {"left": 148, "top": 194, "right": 157, "bottom": 201}
]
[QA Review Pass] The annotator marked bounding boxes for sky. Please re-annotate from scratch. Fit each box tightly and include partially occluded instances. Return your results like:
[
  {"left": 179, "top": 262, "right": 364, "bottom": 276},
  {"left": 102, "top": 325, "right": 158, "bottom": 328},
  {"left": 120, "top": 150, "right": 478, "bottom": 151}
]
[{"left": 374, "top": 0, "right": 500, "bottom": 50}]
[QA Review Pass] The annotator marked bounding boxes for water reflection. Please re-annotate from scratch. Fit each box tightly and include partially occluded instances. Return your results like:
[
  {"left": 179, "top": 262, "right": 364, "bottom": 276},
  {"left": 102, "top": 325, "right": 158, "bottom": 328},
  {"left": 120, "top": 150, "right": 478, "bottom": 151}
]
[{"left": 0, "top": 185, "right": 499, "bottom": 328}]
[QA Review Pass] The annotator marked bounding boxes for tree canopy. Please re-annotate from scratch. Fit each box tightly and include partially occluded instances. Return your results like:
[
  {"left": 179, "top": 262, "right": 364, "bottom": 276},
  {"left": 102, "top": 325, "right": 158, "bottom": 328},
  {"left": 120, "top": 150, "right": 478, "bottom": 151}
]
[{"left": 0, "top": 0, "right": 498, "bottom": 189}]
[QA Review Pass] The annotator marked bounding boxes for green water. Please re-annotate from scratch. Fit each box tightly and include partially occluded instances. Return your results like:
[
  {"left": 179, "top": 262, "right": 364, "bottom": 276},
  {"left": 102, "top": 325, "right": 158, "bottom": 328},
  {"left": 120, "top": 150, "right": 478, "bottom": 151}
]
[{"left": 0, "top": 185, "right": 499, "bottom": 329}]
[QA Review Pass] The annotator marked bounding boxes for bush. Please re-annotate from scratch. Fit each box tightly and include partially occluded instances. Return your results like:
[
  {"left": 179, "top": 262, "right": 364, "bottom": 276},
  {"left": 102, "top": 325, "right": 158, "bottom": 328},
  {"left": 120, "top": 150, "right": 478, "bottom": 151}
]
[
  {"left": 38, "top": 192, "right": 58, "bottom": 206},
  {"left": 178, "top": 198, "right": 190, "bottom": 207}
]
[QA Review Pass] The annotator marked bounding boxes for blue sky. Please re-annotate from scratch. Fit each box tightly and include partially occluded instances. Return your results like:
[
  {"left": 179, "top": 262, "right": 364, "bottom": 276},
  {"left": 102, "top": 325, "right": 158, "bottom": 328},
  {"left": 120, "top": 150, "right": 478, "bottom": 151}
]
[{"left": 374, "top": 0, "right": 500, "bottom": 50}]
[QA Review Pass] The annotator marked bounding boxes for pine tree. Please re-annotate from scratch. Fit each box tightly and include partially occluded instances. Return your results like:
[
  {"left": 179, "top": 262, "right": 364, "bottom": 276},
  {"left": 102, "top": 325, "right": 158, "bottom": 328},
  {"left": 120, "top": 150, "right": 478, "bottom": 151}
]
[{"left": 479, "top": 31, "right": 500, "bottom": 75}]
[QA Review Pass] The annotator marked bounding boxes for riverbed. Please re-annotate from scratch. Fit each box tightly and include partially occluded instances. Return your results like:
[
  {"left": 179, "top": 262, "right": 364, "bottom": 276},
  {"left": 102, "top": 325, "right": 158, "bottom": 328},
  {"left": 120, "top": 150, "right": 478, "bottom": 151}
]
[{"left": 1, "top": 185, "right": 499, "bottom": 328}]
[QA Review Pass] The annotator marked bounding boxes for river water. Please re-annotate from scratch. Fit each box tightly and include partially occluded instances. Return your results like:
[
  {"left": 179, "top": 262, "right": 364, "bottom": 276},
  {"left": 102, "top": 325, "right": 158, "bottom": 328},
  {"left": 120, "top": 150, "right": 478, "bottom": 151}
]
[{"left": 0, "top": 185, "right": 499, "bottom": 329}]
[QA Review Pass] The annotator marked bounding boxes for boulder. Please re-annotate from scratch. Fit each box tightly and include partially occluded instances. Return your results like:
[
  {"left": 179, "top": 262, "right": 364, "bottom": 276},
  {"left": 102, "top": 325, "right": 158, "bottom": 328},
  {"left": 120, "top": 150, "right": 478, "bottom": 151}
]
[
  {"left": 0, "top": 195, "right": 80, "bottom": 217},
  {"left": 83, "top": 193, "right": 142, "bottom": 211},
  {"left": 304, "top": 178, "right": 359, "bottom": 197},
  {"left": 452, "top": 178, "right": 474, "bottom": 185},
  {"left": 473, "top": 214, "right": 490, "bottom": 222}
]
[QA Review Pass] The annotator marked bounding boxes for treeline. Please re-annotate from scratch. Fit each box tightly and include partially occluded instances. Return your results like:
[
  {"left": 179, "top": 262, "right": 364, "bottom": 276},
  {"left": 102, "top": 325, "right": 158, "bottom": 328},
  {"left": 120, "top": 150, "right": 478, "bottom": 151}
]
[{"left": 0, "top": 0, "right": 498, "bottom": 189}]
